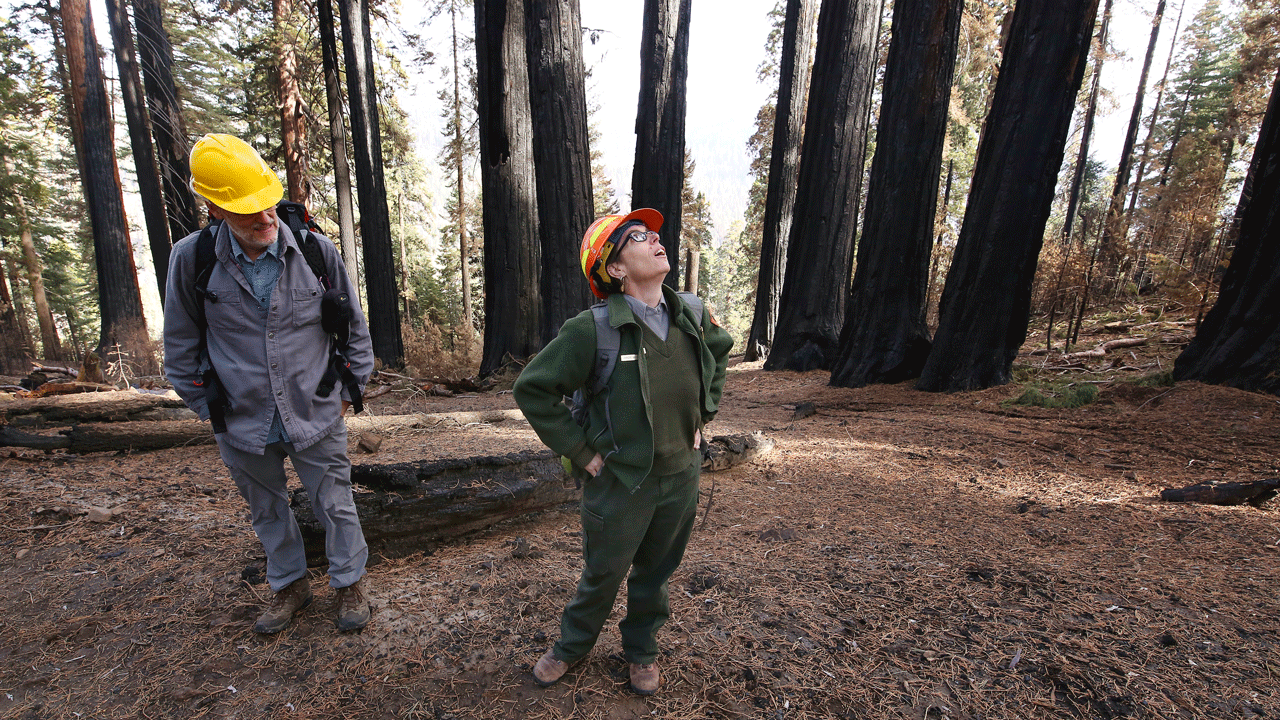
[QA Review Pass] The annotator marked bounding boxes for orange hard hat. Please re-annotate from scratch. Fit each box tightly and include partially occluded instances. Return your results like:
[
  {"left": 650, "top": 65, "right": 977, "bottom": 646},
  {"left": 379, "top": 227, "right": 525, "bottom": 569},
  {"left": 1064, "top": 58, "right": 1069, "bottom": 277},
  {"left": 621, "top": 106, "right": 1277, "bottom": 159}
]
[{"left": 580, "top": 208, "right": 663, "bottom": 299}]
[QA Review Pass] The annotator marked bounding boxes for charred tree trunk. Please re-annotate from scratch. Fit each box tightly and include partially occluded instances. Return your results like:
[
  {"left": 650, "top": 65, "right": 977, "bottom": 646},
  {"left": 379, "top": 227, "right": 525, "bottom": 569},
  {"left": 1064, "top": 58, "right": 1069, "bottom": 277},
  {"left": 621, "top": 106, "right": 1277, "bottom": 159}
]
[
  {"left": 764, "top": 0, "right": 879, "bottom": 372},
  {"left": 631, "top": 0, "right": 692, "bottom": 288},
  {"left": 60, "top": 0, "right": 153, "bottom": 371},
  {"left": 132, "top": 0, "right": 201, "bottom": 246},
  {"left": 105, "top": 0, "right": 170, "bottom": 304},
  {"left": 744, "top": 0, "right": 818, "bottom": 362},
  {"left": 338, "top": 0, "right": 404, "bottom": 367},
  {"left": 1173, "top": 67, "right": 1280, "bottom": 395},
  {"left": 475, "top": 0, "right": 542, "bottom": 375},
  {"left": 1098, "top": 0, "right": 1166, "bottom": 293},
  {"left": 274, "top": 0, "right": 310, "bottom": 206},
  {"left": 526, "top": 0, "right": 595, "bottom": 343},
  {"left": 317, "top": 0, "right": 358, "bottom": 282},
  {"left": 917, "top": 0, "right": 1099, "bottom": 392},
  {"left": 829, "top": 0, "right": 962, "bottom": 388}
]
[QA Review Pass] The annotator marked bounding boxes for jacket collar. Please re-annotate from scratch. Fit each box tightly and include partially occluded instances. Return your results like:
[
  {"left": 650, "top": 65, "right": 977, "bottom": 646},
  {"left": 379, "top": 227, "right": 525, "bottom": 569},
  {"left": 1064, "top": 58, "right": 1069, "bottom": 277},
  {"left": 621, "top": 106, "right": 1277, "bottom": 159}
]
[{"left": 606, "top": 285, "right": 697, "bottom": 331}]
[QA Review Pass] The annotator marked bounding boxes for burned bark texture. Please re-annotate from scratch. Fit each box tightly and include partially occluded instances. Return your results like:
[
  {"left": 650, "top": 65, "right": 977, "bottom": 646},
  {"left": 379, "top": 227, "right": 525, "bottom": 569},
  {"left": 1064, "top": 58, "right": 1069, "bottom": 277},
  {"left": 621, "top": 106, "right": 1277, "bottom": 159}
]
[
  {"left": 631, "top": 0, "right": 692, "bottom": 289},
  {"left": 132, "top": 0, "right": 201, "bottom": 245},
  {"left": 1173, "top": 67, "right": 1280, "bottom": 396},
  {"left": 745, "top": 0, "right": 818, "bottom": 363},
  {"left": 1161, "top": 478, "right": 1279, "bottom": 507},
  {"left": 475, "top": 0, "right": 542, "bottom": 375},
  {"left": 526, "top": 0, "right": 595, "bottom": 342},
  {"left": 830, "top": 0, "right": 962, "bottom": 388},
  {"left": 60, "top": 0, "right": 153, "bottom": 370},
  {"left": 917, "top": 0, "right": 1099, "bottom": 392},
  {"left": 105, "top": 0, "right": 171, "bottom": 304},
  {"left": 765, "top": 0, "right": 879, "bottom": 373},
  {"left": 338, "top": 0, "right": 404, "bottom": 368}
]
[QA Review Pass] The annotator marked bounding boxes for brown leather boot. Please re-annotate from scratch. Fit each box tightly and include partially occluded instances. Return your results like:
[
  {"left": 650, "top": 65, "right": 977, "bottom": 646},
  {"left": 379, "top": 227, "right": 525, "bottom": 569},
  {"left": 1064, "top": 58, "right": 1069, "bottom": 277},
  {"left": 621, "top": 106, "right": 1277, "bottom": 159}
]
[
  {"left": 629, "top": 661, "right": 660, "bottom": 695},
  {"left": 334, "top": 579, "right": 370, "bottom": 631},
  {"left": 253, "top": 577, "right": 312, "bottom": 634},
  {"left": 532, "top": 649, "right": 571, "bottom": 687}
]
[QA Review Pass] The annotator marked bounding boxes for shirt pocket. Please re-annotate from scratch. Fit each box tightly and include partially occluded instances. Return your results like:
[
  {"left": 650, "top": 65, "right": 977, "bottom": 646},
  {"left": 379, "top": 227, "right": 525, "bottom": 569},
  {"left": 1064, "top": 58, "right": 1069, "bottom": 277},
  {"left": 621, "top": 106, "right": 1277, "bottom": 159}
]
[
  {"left": 203, "top": 284, "right": 244, "bottom": 332},
  {"left": 292, "top": 288, "right": 323, "bottom": 328}
]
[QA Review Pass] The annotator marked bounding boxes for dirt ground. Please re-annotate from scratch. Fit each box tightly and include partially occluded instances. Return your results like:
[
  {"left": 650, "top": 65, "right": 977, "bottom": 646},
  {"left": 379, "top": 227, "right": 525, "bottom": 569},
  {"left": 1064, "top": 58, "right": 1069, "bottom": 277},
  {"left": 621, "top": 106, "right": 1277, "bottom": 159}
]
[{"left": 1, "top": 334, "right": 1279, "bottom": 719}]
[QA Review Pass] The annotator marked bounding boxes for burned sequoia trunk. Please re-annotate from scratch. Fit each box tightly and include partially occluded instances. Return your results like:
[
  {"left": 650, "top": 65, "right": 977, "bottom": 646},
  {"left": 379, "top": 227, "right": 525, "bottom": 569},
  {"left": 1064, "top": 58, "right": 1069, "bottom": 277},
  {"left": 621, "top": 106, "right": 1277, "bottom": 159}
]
[
  {"left": 1173, "top": 67, "right": 1280, "bottom": 396},
  {"left": 917, "top": 0, "right": 1099, "bottom": 392},
  {"left": 829, "top": 0, "right": 963, "bottom": 388}
]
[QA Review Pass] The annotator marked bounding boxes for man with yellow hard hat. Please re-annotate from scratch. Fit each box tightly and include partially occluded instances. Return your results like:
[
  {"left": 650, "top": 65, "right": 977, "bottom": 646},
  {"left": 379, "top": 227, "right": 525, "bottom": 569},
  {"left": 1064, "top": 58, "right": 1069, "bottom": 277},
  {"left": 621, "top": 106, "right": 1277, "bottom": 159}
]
[{"left": 163, "top": 134, "right": 375, "bottom": 634}]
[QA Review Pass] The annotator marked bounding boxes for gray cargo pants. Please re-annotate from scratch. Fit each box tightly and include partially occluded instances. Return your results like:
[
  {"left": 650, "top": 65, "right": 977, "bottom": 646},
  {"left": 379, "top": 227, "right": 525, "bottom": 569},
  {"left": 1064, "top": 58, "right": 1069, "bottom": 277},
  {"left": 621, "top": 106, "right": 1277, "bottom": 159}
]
[{"left": 215, "top": 425, "right": 368, "bottom": 590}]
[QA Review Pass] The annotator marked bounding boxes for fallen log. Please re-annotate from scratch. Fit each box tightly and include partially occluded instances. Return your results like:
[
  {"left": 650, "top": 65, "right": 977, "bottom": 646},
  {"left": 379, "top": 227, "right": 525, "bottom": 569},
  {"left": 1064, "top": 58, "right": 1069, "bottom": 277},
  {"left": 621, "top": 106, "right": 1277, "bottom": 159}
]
[
  {"left": 1062, "top": 337, "right": 1148, "bottom": 360},
  {"left": 0, "top": 420, "right": 215, "bottom": 453},
  {"left": 1160, "top": 479, "right": 1280, "bottom": 508},
  {"left": 295, "top": 432, "right": 776, "bottom": 561},
  {"left": 0, "top": 389, "right": 193, "bottom": 426}
]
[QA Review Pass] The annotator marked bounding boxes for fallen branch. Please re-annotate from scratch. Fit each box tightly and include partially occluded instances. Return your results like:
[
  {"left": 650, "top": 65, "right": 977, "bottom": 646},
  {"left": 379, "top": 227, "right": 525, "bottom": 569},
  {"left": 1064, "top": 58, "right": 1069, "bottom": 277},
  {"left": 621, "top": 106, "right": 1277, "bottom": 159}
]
[
  {"left": 1160, "top": 478, "right": 1280, "bottom": 507},
  {"left": 1063, "top": 337, "right": 1149, "bottom": 360}
]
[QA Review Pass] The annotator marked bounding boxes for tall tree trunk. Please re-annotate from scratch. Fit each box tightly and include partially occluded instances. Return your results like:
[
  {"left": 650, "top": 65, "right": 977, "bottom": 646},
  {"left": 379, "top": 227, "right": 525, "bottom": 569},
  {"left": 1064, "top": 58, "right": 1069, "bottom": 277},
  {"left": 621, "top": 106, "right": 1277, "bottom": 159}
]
[
  {"left": 105, "top": 0, "right": 170, "bottom": 305},
  {"left": 450, "top": 4, "right": 474, "bottom": 333},
  {"left": 917, "top": 0, "right": 1099, "bottom": 392},
  {"left": 132, "top": 0, "right": 201, "bottom": 246},
  {"left": 631, "top": 0, "right": 692, "bottom": 288},
  {"left": 764, "top": 0, "right": 879, "bottom": 372},
  {"left": 745, "top": 0, "right": 818, "bottom": 362},
  {"left": 317, "top": 0, "right": 358, "bottom": 282},
  {"left": 0, "top": 254, "right": 32, "bottom": 371},
  {"left": 3, "top": 253, "right": 36, "bottom": 356},
  {"left": 1098, "top": 0, "right": 1166, "bottom": 292},
  {"left": 525, "top": 0, "right": 594, "bottom": 342},
  {"left": 475, "top": 0, "right": 542, "bottom": 375},
  {"left": 338, "top": 0, "right": 404, "bottom": 367},
  {"left": 1060, "top": 0, "right": 1113, "bottom": 251},
  {"left": 1173, "top": 67, "right": 1280, "bottom": 395},
  {"left": 274, "top": 0, "right": 310, "bottom": 206},
  {"left": 4, "top": 157, "right": 63, "bottom": 361},
  {"left": 1125, "top": 1, "right": 1185, "bottom": 220},
  {"left": 60, "top": 0, "right": 154, "bottom": 373},
  {"left": 829, "top": 0, "right": 963, "bottom": 388}
]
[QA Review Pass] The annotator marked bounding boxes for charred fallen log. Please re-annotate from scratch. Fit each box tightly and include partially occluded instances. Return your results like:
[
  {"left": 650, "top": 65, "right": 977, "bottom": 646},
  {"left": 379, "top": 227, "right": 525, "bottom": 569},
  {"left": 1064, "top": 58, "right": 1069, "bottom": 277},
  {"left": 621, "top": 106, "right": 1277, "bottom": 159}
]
[
  {"left": 295, "top": 432, "right": 777, "bottom": 561},
  {"left": 0, "top": 419, "right": 212, "bottom": 452},
  {"left": 1160, "top": 478, "right": 1280, "bottom": 507},
  {"left": 0, "top": 389, "right": 193, "bottom": 426},
  {"left": 293, "top": 450, "right": 575, "bottom": 563}
]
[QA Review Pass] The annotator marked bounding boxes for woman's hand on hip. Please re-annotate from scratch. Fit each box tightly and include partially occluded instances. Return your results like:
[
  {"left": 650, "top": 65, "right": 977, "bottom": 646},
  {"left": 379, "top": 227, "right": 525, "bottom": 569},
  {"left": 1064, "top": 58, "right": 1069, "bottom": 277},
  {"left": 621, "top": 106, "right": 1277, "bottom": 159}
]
[{"left": 585, "top": 453, "right": 604, "bottom": 477}]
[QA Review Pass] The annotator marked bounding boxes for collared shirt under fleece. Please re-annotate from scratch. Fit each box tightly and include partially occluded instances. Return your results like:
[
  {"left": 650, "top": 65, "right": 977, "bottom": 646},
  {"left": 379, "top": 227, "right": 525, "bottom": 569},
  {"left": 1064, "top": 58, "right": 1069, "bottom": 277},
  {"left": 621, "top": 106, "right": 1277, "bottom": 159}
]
[
  {"left": 163, "top": 220, "right": 375, "bottom": 454},
  {"left": 513, "top": 286, "right": 734, "bottom": 492}
]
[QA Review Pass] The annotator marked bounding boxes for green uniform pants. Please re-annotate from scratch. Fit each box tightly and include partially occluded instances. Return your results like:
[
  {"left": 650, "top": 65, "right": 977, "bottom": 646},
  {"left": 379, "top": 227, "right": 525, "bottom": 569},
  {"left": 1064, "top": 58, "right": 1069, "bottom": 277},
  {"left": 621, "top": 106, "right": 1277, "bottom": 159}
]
[{"left": 553, "top": 456, "right": 701, "bottom": 665}]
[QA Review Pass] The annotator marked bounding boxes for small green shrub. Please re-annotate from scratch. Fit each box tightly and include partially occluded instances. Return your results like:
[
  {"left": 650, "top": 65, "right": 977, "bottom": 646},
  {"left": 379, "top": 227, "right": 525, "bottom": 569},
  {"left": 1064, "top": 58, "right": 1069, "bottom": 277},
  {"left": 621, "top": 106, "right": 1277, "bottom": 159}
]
[
  {"left": 1007, "top": 382, "right": 1098, "bottom": 409},
  {"left": 1135, "top": 370, "right": 1175, "bottom": 387}
]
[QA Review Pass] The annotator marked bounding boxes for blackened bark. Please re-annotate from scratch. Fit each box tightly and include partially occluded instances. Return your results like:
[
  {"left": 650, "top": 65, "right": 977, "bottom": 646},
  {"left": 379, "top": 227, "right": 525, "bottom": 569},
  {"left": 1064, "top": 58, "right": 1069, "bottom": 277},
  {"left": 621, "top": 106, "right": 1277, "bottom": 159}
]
[
  {"left": 917, "top": 0, "right": 1099, "bottom": 392},
  {"left": 764, "top": 0, "right": 879, "bottom": 372},
  {"left": 829, "top": 0, "right": 962, "bottom": 388},
  {"left": 317, "top": 0, "right": 358, "bottom": 283},
  {"left": 105, "top": 0, "right": 170, "bottom": 305},
  {"left": 274, "top": 0, "right": 310, "bottom": 206},
  {"left": 631, "top": 0, "right": 691, "bottom": 288},
  {"left": 745, "top": 0, "right": 818, "bottom": 362},
  {"left": 1098, "top": 0, "right": 1166, "bottom": 290},
  {"left": 338, "top": 0, "right": 404, "bottom": 367},
  {"left": 475, "top": 0, "right": 542, "bottom": 375},
  {"left": 1173, "top": 67, "right": 1280, "bottom": 395},
  {"left": 525, "top": 0, "right": 594, "bottom": 342},
  {"left": 132, "top": 0, "right": 201, "bottom": 246},
  {"left": 61, "top": 0, "right": 153, "bottom": 368}
]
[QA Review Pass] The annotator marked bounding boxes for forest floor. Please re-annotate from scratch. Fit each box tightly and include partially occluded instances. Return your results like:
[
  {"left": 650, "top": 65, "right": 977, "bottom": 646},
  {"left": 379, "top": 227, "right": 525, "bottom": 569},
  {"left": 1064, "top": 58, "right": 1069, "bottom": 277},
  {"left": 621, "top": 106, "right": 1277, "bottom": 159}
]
[{"left": 1, "top": 308, "right": 1278, "bottom": 719}]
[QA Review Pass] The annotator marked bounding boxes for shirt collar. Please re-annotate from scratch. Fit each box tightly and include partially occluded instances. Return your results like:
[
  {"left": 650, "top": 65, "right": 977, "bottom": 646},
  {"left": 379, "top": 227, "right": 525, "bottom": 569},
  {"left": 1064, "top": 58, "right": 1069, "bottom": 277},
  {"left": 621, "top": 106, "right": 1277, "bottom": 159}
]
[{"left": 233, "top": 236, "right": 282, "bottom": 265}]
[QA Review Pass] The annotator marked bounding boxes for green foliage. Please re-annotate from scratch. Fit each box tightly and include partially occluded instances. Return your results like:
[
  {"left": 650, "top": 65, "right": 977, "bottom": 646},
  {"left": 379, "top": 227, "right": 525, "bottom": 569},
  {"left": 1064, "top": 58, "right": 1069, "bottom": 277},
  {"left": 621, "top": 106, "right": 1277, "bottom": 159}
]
[
  {"left": 1135, "top": 370, "right": 1175, "bottom": 388},
  {"left": 1007, "top": 382, "right": 1099, "bottom": 409}
]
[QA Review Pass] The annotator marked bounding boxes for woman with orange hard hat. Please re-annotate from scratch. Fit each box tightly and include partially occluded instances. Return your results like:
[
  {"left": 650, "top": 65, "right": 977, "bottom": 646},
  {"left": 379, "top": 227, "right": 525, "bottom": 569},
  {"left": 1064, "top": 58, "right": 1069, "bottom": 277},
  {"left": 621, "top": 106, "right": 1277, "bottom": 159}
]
[{"left": 514, "top": 208, "right": 733, "bottom": 695}]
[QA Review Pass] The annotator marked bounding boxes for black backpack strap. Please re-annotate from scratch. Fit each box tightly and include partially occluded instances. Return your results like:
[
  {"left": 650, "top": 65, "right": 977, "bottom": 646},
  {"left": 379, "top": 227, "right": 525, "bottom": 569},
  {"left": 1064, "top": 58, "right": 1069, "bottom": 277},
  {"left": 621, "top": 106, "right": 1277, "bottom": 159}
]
[
  {"left": 278, "top": 201, "right": 331, "bottom": 291},
  {"left": 192, "top": 222, "right": 230, "bottom": 433}
]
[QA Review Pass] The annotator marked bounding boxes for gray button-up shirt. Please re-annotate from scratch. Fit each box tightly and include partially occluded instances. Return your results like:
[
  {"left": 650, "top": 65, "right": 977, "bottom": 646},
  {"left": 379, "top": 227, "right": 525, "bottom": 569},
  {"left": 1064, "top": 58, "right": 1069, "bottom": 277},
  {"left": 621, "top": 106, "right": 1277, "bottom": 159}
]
[
  {"left": 231, "top": 238, "right": 289, "bottom": 444},
  {"left": 163, "top": 221, "right": 374, "bottom": 454},
  {"left": 623, "top": 294, "right": 670, "bottom": 341}
]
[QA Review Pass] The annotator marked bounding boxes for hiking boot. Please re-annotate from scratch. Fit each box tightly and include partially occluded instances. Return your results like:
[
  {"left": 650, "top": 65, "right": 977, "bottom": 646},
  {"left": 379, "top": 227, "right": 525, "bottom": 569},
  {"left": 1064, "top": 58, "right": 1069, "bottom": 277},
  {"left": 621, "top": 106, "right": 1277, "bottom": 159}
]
[
  {"left": 532, "top": 649, "right": 571, "bottom": 687},
  {"left": 334, "top": 579, "right": 370, "bottom": 631},
  {"left": 629, "top": 661, "right": 660, "bottom": 695},
  {"left": 253, "top": 577, "right": 312, "bottom": 634}
]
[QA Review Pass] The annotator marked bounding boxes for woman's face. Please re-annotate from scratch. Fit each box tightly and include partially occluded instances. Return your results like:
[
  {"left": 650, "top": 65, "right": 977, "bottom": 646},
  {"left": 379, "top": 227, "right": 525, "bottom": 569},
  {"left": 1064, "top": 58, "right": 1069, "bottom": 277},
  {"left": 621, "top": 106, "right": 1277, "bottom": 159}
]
[{"left": 610, "top": 225, "right": 669, "bottom": 285}]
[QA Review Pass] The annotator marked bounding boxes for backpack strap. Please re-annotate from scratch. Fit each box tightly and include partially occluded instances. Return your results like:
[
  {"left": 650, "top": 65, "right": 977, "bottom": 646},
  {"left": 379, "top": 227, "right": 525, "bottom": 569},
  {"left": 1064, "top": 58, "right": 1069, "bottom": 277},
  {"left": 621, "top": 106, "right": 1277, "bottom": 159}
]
[
  {"left": 191, "top": 223, "right": 229, "bottom": 433},
  {"left": 676, "top": 291, "right": 703, "bottom": 325},
  {"left": 278, "top": 200, "right": 330, "bottom": 291},
  {"left": 587, "top": 303, "right": 620, "bottom": 396}
]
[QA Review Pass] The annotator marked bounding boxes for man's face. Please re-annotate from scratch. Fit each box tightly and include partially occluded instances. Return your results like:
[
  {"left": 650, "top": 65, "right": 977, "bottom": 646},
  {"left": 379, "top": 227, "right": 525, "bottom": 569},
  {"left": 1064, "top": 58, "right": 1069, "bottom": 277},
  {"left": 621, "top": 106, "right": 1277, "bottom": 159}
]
[
  {"left": 612, "top": 224, "right": 669, "bottom": 282},
  {"left": 209, "top": 204, "right": 279, "bottom": 251}
]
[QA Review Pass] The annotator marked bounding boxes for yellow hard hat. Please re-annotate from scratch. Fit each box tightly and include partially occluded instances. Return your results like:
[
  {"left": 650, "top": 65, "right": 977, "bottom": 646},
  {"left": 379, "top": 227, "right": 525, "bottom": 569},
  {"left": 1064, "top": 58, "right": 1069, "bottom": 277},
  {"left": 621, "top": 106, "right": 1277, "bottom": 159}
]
[
  {"left": 580, "top": 208, "right": 663, "bottom": 299},
  {"left": 189, "top": 134, "right": 284, "bottom": 214}
]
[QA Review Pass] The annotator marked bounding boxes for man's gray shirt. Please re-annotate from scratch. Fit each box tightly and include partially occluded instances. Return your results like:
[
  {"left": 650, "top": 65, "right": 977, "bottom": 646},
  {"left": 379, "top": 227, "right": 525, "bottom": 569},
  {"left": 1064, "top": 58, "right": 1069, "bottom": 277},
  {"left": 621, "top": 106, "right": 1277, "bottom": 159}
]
[{"left": 163, "top": 221, "right": 374, "bottom": 454}]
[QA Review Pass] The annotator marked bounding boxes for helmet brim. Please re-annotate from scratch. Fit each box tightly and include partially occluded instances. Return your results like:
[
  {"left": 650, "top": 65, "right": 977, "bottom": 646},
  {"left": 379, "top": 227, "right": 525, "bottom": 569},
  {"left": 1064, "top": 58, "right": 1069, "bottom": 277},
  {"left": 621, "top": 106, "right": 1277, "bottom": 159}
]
[{"left": 214, "top": 176, "right": 284, "bottom": 215}]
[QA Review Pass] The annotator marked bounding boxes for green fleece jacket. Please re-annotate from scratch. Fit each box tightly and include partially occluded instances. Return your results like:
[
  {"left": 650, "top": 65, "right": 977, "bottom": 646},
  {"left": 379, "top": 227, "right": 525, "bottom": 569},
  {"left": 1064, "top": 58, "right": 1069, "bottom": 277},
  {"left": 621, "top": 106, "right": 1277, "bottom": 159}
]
[{"left": 513, "top": 286, "right": 734, "bottom": 492}]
